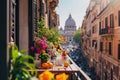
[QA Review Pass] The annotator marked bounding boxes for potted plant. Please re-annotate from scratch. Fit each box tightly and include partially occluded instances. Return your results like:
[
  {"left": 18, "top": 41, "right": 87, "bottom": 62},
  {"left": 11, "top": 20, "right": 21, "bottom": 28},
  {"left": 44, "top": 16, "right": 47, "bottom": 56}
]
[
  {"left": 9, "top": 44, "right": 36, "bottom": 80},
  {"left": 39, "top": 53, "right": 50, "bottom": 63}
]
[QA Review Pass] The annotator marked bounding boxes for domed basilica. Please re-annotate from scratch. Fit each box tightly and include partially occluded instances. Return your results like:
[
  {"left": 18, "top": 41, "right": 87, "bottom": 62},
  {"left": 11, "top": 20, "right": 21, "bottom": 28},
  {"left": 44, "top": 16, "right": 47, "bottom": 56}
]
[{"left": 59, "top": 14, "right": 76, "bottom": 42}]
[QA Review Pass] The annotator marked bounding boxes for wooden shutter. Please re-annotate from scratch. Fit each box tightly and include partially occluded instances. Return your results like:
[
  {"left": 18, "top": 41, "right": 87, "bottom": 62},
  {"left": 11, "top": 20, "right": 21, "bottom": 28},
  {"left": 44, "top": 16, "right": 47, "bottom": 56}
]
[
  {"left": 118, "top": 11, "right": 120, "bottom": 26},
  {"left": 109, "top": 42, "right": 112, "bottom": 55},
  {"left": 100, "top": 42, "right": 103, "bottom": 52},
  {"left": 110, "top": 14, "right": 114, "bottom": 28}
]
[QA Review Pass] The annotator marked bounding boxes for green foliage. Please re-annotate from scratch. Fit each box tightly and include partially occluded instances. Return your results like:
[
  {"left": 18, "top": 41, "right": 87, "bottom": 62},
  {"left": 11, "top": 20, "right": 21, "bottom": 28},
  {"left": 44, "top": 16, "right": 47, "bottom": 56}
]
[
  {"left": 37, "top": 17, "right": 60, "bottom": 45},
  {"left": 47, "top": 28, "right": 60, "bottom": 44},
  {"left": 38, "top": 17, "right": 45, "bottom": 29},
  {"left": 73, "top": 28, "right": 82, "bottom": 44},
  {"left": 9, "top": 44, "right": 36, "bottom": 80},
  {"left": 39, "top": 53, "right": 50, "bottom": 62}
]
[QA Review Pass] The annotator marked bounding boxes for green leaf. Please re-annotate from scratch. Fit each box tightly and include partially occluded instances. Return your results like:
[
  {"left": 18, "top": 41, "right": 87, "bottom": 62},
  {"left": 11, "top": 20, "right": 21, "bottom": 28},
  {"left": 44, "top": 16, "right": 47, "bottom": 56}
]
[
  {"left": 19, "top": 50, "right": 28, "bottom": 54},
  {"left": 9, "top": 45, "right": 36, "bottom": 80}
]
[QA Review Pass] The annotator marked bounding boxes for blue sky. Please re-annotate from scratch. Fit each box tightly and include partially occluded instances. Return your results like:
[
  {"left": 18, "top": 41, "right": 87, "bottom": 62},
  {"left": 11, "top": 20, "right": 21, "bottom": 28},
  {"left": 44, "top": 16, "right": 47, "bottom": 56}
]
[{"left": 56, "top": 0, "right": 90, "bottom": 29}]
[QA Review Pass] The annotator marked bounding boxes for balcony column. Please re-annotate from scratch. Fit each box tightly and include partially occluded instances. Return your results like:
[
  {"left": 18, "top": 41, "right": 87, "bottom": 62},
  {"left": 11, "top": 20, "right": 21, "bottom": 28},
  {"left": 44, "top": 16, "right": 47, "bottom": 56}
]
[{"left": 19, "top": 0, "right": 29, "bottom": 54}]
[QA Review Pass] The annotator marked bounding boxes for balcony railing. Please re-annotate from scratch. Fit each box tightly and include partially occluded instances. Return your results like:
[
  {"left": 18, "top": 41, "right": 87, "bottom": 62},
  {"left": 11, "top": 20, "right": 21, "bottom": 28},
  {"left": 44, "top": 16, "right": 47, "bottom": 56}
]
[
  {"left": 99, "top": 28, "right": 114, "bottom": 35},
  {"left": 30, "top": 56, "right": 91, "bottom": 80}
]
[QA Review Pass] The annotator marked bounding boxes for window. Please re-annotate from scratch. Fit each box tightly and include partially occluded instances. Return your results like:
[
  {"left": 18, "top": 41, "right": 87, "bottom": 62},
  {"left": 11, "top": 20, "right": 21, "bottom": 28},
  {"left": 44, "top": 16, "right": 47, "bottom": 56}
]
[
  {"left": 92, "top": 40, "right": 97, "bottom": 49},
  {"left": 109, "top": 42, "right": 112, "bottom": 55},
  {"left": 99, "top": 22, "right": 101, "bottom": 34},
  {"left": 92, "top": 40, "right": 94, "bottom": 47},
  {"left": 92, "top": 26, "right": 95, "bottom": 33},
  {"left": 110, "top": 14, "right": 114, "bottom": 28},
  {"left": 100, "top": 42, "right": 103, "bottom": 52},
  {"left": 118, "top": 44, "right": 120, "bottom": 59},
  {"left": 99, "top": 22, "right": 101, "bottom": 29},
  {"left": 118, "top": 11, "right": 120, "bottom": 26},
  {"left": 105, "top": 17, "right": 108, "bottom": 27},
  {"left": 102, "top": 20, "right": 104, "bottom": 28},
  {"left": 95, "top": 42, "right": 97, "bottom": 49}
]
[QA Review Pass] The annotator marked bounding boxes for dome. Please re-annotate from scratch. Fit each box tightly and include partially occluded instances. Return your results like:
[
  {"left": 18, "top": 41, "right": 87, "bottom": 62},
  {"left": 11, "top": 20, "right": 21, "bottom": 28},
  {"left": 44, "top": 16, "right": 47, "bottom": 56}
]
[{"left": 65, "top": 14, "right": 76, "bottom": 26}]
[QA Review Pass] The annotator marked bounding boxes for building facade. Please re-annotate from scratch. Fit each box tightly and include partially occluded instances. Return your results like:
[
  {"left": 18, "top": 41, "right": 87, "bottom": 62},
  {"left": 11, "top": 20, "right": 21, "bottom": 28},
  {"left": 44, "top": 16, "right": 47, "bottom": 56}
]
[
  {"left": 0, "top": 0, "right": 59, "bottom": 79},
  {"left": 81, "top": 0, "right": 120, "bottom": 80},
  {"left": 59, "top": 14, "right": 76, "bottom": 42}
]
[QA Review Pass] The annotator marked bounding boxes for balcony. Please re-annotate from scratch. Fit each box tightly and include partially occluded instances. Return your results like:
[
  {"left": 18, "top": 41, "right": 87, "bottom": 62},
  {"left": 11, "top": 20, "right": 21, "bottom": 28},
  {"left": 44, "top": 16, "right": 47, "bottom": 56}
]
[
  {"left": 99, "top": 28, "right": 114, "bottom": 35},
  {"left": 30, "top": 56, "right": 91, "bottom": 80}
]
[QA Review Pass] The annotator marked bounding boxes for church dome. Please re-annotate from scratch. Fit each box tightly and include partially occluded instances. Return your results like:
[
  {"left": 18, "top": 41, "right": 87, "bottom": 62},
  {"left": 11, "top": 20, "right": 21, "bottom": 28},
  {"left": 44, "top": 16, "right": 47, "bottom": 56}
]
[{"left": 65, "top": 14, "right": 76, "bottom": 26}]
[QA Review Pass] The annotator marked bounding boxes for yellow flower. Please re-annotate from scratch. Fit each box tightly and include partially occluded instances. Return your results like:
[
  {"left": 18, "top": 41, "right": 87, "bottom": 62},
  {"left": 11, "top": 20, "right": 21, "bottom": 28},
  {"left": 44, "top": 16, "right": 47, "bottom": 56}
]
[
  {"left": 56, "top": 73, "right": 69, "bottom": 80},
  {"left": 58, "top": 37, "right": 61, "bottom": 41},
  {"left": 50, "top": 42, "right": 53, "bottom": 45},
  {"left": 57, "top": 49, "right": 62, "bottom": 53},
  {"left": 39, "top": 70, "right": 54, "bottom": 80}
]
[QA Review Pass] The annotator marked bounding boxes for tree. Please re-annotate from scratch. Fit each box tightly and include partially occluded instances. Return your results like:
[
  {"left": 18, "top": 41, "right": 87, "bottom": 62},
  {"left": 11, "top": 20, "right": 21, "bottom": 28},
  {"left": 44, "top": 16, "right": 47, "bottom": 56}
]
[{"left": 73, "top": 28, "right": 82, "bottom": 45}]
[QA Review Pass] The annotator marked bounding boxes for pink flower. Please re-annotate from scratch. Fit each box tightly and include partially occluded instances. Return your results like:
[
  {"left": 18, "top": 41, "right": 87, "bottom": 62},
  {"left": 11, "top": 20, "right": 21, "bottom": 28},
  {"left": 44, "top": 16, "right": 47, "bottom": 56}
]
[
  {"left": 43, "top": 37, "right": 47, "bottom": 41},
  {"left": 42, "top": 45, "right": 48, "bottom": 49},
  {"left": 48, "top": 50, "right": 52, "bottom": 53},
  {"left": 36, "top": 47, "right": 41, "bottom": 53},
  {"left": 31, "top": 46, "right": 34, "bottom": 51}
]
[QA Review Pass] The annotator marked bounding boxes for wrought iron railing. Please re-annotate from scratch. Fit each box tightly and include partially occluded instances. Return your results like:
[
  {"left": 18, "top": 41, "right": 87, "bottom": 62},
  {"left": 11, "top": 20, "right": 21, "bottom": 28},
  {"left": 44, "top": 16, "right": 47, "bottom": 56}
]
[{"left": 99, "top": 28, "right": 114, "bottom": 35}]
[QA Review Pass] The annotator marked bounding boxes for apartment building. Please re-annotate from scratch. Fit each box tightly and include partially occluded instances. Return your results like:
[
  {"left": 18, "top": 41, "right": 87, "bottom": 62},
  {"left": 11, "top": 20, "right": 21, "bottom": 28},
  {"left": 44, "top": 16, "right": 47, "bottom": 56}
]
[{"left": 81, "top": 0, "right": 120, "bottom": 79}]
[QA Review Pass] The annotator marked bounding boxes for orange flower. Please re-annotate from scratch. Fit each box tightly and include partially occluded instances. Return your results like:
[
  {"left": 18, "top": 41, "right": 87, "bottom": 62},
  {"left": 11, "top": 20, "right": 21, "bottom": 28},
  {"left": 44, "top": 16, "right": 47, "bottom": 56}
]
[
  {"left": 56, "top": 73, "right": 69, "bottom": 80},
  {"left": 64, "top": 62, "right": 69, "bottom": 67},
  {"left": 57, "top": 49, "right": 62, "bottom": 53},
  {"left": 62, "top": 51, "right": 68, "bottom": 56},
  {"left": 39, "top": 70, "right": 54, "bottom": 80},
  {"left": 54, "top": 45, "right": 59, "bottom": 49},
  {"left": 41, "top": 50, "right": 46, "bottom": 54}
]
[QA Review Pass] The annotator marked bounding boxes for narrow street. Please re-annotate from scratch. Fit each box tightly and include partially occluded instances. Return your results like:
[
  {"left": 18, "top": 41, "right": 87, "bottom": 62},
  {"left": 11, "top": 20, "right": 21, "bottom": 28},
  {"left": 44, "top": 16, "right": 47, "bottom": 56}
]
[
  {"left": 63, "top": 43, "right": 99, "bottom": 80},
  {"left": 67, "top": 45, "right": 98, "bottom": 80}
]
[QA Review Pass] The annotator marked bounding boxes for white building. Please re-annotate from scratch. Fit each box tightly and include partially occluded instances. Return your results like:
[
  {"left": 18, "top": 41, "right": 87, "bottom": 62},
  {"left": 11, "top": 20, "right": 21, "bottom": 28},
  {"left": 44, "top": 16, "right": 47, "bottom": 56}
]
[{"left": 59, "top": 14, "right": 77, "bottom": 42}]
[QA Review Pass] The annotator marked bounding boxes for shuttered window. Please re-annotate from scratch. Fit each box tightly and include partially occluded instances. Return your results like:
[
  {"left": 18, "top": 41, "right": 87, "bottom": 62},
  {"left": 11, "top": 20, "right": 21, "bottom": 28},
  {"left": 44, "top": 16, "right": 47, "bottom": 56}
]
[
  {"left": 110, "top": 14, "right": 114, "bottom": 28},
  {"left": 100, "top": 42, "right": 103, "bottom": 52},
  {"left": 109, "top": 42, "right": 112, "bottom": 55},
  {"left": 118, "top": 44, "right": 120, "bottom": 59},
  {"left": 105, "top": 17, "right": 108, "bottom": 27},
  {"left": 118, "top": 11, "right": 120, "bottom": 26}
]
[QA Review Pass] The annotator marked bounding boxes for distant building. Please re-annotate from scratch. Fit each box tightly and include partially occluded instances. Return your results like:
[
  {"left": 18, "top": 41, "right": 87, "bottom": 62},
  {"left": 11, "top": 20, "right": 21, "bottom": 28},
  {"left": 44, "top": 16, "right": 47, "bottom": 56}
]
[{"left": 59, "top": 14, "right": 76, "bottom": 42}]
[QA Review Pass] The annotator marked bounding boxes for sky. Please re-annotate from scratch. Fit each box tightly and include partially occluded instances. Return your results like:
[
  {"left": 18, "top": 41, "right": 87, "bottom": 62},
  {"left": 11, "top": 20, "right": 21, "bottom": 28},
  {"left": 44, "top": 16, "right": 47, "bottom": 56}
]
[{"left": 56, "top": 0, "right": 90, "bottom": 29}]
